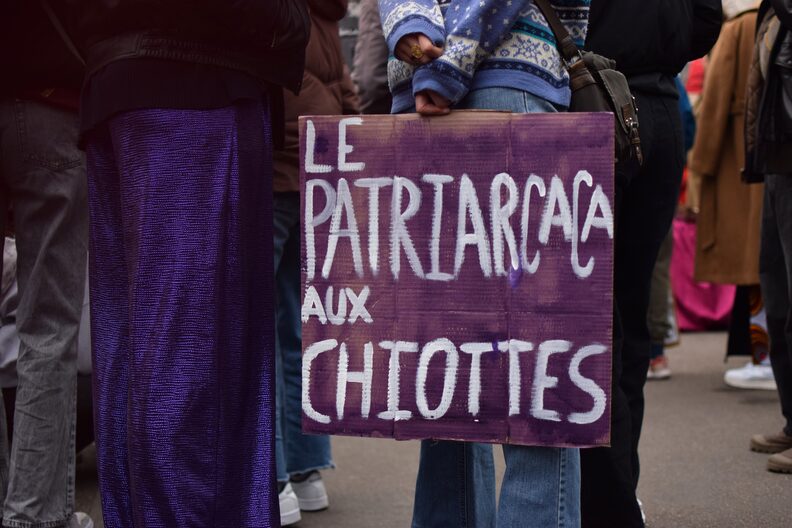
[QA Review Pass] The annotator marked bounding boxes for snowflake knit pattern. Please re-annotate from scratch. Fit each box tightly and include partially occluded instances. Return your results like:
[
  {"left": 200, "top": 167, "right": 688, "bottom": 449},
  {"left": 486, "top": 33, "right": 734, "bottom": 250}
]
[{"left": 378, "top": 0, "right": 590, "bottom": 112}]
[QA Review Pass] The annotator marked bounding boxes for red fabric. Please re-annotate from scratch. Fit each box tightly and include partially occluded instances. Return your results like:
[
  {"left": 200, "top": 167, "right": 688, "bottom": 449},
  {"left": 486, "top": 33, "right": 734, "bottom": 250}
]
[
  {"left": 686, "top": 58, "right": 707, "bottom": 97},
  {"left": 671, "top": 218, "right": 735, "bottom": 330}
]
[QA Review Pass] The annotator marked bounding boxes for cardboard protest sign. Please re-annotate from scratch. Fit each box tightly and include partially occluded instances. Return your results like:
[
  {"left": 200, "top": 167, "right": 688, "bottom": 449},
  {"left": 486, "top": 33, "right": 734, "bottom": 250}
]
[{"left": 300, "top": 112, "right": 613, "bottom": 447}]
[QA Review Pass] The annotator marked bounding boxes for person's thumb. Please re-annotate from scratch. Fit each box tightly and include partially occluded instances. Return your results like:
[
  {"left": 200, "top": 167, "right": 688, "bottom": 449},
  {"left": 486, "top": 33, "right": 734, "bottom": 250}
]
[{"left": 418, "top": 35, "right": 444, "bottom": 59}]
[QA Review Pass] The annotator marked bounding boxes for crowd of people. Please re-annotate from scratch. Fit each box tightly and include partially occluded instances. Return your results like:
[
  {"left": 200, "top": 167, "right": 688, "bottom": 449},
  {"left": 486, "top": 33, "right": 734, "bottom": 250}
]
[{"left": 0, "top": 0, "right": 790, "bottom": 527}]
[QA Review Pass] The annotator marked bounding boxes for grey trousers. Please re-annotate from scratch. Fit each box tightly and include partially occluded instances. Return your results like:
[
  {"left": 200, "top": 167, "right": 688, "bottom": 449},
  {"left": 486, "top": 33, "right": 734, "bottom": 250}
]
[
  {"left": 647, "top": 228, "right": 674, "bottom": 346},
  {"left": 0, "top": 99, "right": 88, "bottom": 528},
  {"left": 759, "top": 174, "right": 792, "bottom": 437}
]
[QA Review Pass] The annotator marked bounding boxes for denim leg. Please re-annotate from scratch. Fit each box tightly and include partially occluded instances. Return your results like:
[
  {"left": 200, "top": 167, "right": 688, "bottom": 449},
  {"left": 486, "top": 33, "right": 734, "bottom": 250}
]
[
  {"left": 412, "top": 440, "right": 496, "bottom": 528},
  {"left": 409, "top": 86, "right": 568, "bottom": 528},
  {"left": 498, "top": 446, "right": 580, "bottom": 528},
  {"left": 274, "top": 193, "right": 333, "bottom": 476},
  {"left": 0, "top": 100, "right": 87, "bottom": 528},
  {"left": 457, "top": 87, "right": 561, "bottom": 113},
  {"left": 759, "top": 175, "right": 792, "bottom": 436},
  {"left": 273, "top": 194, "right": 293, "bottom": 483}
]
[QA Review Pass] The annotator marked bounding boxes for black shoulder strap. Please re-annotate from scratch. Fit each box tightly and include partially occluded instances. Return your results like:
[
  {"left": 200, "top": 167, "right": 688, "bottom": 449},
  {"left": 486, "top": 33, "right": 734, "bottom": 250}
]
[
  {"left": 40, "top": 0, "right": 85, "bottom": 67},
  {"left": 533, "top": 0, "right": 581, "bottom": 63}
]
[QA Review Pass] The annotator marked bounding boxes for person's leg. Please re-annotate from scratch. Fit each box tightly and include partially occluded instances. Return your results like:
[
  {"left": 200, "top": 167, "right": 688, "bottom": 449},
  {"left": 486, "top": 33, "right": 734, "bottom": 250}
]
[
  {"left": 422, "top": 87, "right": 575, "bottom": 528},
  {"left": 2, "top": 100, "right": 87, "bottom": 528},
  {"left": 581, "top": 302, "right": 643, "bottom": 527},
  {"left": 759, "top": 175, "right": 792, "bottom": 436},
  {"left": 648, "top": 229, "right": 673, "bottom": 353},
  {"left": 99, "top": 101, "right": 276, "bottom": 527},
  {"left": 620, "top": 95, "right": 683, "bottom": 488},
  {"left": 497, "top": 445, "right": 580, "bottom": 528},
  {"left": 278, "top": 193, "right": 333, "bottom": 478},
  {"left": 0, "top": 100, "right": 11, "bottom": 513},
  {"left": 412, "top": 440, "right": 496, "bottom": 528},
  {"left": 85, "top": 122, "right": 133, "bottom": 527},
  {"left": 582, "top": 92, "right": 683, "bottom": 527},
  {"left": 647, "top": 230, "right": 673, "bottom": 378},
  {"left": 272, "top": 192, "right": 301, "bottom": 525},
  {"left": 273, "top": 193, "right": 292, "bottom": 487}
]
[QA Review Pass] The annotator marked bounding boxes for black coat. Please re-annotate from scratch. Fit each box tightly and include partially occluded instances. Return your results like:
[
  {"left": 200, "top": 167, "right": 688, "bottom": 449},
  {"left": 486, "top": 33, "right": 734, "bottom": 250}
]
[
  {"left": 0, "top": 1, "right": 84, "bottom": 95},
  {"left": 57, "top": 0, "right": 311, "bottom": 93},
  {"left": 745, "top": 0, "right": 792, "bottom": 180},
  {"left": 585, "top": 0, "right": 722, "bottom": 81}
]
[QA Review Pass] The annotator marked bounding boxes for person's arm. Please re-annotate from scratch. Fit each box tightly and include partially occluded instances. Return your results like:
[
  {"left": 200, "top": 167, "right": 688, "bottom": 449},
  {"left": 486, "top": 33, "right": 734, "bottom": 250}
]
[
  {"left": 378, "top": 0, "right": 446, "bottom": 57},
  {"left": 688, "top": 0, "right": 723, "bottom": 61},
  {"left": 411, "top": 0, "right": 536, "bottom": 106}
]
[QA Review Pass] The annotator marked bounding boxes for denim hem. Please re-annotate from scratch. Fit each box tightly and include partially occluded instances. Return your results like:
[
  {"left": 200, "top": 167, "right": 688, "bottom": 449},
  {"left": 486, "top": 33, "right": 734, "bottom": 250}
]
[
  {"left": 3, "top": 515, "right": 71, "bottom": 528},
  {"left": 288, "top": 462, "right": 336, "bottom": 478}
]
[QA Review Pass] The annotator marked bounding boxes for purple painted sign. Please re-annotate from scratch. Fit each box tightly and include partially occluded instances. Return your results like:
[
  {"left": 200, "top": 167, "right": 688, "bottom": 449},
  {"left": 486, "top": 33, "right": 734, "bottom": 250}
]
[{"left": 300, "top": 112, "right": 613, "bottom": 447}]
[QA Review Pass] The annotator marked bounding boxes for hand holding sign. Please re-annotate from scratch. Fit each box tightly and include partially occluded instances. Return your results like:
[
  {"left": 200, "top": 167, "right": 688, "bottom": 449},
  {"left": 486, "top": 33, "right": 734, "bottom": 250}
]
[{"left": 415, "top": 90, "right": 451, "bottom": 116}]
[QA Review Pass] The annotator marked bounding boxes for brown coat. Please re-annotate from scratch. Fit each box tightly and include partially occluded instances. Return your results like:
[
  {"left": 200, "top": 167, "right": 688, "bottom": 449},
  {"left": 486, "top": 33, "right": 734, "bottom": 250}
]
[
  {"left": 273, "top": 0, "right": 360, "bottom": 192},
  {"left": 690, "top": 10, "right": 764, "bottom": 285}
]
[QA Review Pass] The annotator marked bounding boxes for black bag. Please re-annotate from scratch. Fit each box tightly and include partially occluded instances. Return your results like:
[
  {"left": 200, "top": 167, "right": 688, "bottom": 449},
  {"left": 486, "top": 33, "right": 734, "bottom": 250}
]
[{"left": 535, "top": 0, "right": 643, "bottom": 164}]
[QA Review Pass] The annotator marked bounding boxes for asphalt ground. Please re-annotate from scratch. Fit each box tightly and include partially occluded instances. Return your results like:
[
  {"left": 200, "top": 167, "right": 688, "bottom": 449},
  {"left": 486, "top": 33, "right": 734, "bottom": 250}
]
[{"left": 76, "top": 332, "right": 792, "bottom": 527}]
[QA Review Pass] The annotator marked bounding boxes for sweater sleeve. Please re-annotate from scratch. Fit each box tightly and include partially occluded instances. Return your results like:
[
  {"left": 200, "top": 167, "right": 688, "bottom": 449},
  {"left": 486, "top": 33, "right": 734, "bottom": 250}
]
[
  {"left": 378, "top": 0, "right": 446, "bottom": 54},
  {"left": 411, "top": 0, "right": 535, "bottom": 104}
]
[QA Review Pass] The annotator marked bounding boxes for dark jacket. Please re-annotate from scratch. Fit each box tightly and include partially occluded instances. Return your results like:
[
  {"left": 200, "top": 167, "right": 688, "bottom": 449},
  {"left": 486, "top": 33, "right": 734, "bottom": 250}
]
[
  {"left": 586, "top": 0, "right": 723, "bottom": 93},
  {"left": 273, "top": 0, "right": 360, "bottom": 192},
  {"left": 0, "top": 1, "right": 84, "bottom": 96},
  {"left": 744, "top": 0, "right": 792, "bottom": 181},
  {"left": 55, "top": 0, "right": 311, "bottom": 93}
]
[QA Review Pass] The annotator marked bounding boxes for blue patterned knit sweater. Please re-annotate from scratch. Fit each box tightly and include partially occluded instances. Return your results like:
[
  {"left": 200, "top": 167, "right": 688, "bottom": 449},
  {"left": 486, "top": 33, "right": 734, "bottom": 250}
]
[{"left": 378, "top": 0, "right": 590, "bottom": 112}]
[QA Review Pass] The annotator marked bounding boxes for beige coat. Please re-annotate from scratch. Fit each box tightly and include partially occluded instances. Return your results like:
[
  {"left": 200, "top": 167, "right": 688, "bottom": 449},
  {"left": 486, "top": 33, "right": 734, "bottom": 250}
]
[{"left": 690, "top": 10, "right": 764, "bottom": 285}]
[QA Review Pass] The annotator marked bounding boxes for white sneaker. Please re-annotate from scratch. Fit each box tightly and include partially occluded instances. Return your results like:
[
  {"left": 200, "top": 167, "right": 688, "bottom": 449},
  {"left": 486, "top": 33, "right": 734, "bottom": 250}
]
[
  {"left": 68, "top": 512, "right": 94, "bottom": 528},
  {"left": 279, "top": 483, "right": 302, "bottom": 526},
  {"left": 724, "top": 362, "right": 777, "bottom": 391},
  {"left": 291, "top": 471, "right": 329, "bottom": 512}
]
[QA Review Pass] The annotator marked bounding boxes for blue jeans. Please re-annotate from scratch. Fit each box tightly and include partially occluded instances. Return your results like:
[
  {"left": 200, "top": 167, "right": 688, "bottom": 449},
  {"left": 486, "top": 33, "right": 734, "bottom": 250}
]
[
  {"left": 273, "top": 192, "right": 333, "bottom": 482},
  {"left": 410, "top": 87, "right": 581, "bottom": 528}
]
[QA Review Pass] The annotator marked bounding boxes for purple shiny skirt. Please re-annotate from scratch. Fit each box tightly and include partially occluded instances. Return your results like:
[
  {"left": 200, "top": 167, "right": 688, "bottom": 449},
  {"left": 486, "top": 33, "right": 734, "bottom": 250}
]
[{"left": 85, "top": 100, "right": 276, "bottom": 527}]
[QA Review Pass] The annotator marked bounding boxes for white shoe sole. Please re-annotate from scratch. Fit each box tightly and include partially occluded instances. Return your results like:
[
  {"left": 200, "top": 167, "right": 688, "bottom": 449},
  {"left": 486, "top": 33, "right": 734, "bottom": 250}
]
[
  {"left": 281, "top": 506, "right": 302, "bottom": 526},
  {"left": 298, "top": 494, "right": 329, "bottom": 511},
  {"left": 724, "top": 377, "right": 777, "bottom": 391}
]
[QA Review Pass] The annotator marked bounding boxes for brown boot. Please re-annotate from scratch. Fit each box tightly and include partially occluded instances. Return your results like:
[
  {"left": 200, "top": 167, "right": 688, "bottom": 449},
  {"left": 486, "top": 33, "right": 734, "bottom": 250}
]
[
  {"left": 750, "top": 431, "right": 792, "bottom": 454},
  {"left": 768, "top": 447, "right": 792, "bottom": 474}
]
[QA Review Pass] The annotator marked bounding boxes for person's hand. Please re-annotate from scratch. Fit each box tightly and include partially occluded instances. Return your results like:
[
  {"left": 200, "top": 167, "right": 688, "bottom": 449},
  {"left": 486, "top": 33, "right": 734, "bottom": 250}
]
[
  {"left": 415, "top": 90, "right": 451, "bottom": 116},
  {"left": 395, "top": 33, "right": 443, "bottom": 65}
]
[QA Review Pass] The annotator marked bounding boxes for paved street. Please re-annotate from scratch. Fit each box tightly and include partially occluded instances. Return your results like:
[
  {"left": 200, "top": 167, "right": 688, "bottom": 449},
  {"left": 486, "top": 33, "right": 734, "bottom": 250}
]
[{"left": 76, "top": 332, "right": 792, "bottom": 527}]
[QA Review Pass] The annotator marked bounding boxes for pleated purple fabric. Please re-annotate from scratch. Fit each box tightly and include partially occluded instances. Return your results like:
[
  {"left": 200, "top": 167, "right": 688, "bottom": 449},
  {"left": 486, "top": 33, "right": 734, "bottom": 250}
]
[{"left": 85, "top": 100, "right": 276, "bottom": 527}]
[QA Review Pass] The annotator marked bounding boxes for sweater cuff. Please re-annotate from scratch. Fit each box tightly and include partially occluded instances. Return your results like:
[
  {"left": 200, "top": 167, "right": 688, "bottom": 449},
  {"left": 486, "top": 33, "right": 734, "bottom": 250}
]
[
  {"left": 387, "top": 18, "right": 445, "bottom": 57},
  {"left": 412, "top": 61, "right": 471, "bottom": 105}
]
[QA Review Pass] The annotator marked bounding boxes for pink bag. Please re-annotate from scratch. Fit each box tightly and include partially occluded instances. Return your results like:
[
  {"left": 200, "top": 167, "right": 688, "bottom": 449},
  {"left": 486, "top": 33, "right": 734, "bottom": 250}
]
[{"left": 670, "top": 218, "right": 735, "bottom": 331}]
